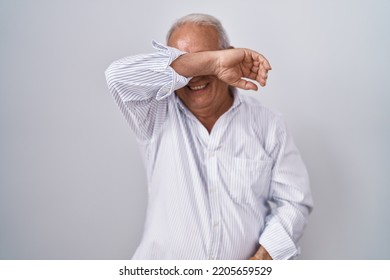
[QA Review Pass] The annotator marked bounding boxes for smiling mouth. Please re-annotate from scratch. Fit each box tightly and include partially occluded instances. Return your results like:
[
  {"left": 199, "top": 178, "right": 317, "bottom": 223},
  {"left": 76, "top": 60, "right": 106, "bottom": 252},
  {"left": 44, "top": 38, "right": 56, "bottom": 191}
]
[{"left": 188, "top": 83, "right": 208, "bottom": 91}]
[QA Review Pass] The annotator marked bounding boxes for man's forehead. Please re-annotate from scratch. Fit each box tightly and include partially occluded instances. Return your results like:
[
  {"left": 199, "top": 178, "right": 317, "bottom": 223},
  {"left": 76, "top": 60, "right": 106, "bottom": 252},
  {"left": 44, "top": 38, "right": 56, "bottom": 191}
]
[{"left": 167, "top": 23, "right": 220, "bottom": 52}]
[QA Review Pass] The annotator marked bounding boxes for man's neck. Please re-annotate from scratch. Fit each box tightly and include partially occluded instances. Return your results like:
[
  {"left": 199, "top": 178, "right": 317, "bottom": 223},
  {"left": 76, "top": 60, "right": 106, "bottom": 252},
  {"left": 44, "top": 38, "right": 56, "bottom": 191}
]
[{"left": 189, "top": 92, "right": 234, "bottom": 134}]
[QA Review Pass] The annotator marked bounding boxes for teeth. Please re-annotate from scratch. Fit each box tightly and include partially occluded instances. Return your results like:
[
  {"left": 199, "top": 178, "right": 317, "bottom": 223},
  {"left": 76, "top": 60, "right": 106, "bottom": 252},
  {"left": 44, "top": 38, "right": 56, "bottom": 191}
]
[{"left": 189, "top": 84, "right": 207, "bottom": 91}]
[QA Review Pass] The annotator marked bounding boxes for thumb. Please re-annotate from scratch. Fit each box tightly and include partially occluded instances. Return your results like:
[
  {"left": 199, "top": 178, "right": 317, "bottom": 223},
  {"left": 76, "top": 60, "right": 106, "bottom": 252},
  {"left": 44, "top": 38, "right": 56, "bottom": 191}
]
[{"left": 234, "top": 79, "right": 258, "bottom": 91}]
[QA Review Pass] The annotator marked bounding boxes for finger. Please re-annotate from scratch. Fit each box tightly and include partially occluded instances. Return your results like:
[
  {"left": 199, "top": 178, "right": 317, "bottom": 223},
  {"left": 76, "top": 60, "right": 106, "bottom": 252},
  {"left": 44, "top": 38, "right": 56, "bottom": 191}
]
[
  {"left": 258, "top": 71, "right": 268, "bottom": 86},
  {"left": 260, "top": 67, "right": 268, "bottom": 79},
  {"left": 248, "top": 66, "right": 260, "bottom": 80},
  {"left": 252, "top": 52, "right": 272, "bottom": 70},
  {"left": 252, "top": 60, "right": 260, "bottom": 67},
  {"left": 255, "top": 70, "right": 267, "bottom": 86},
  {"left": 251, "top": 65, "right": 259, "bottom": 73},
  {"left": 250, "top": 64, "right": 265, "bottom": 80},
  {"left": 261, "top": 59, "right": 272, "bottom": 71},
  {"left": 258, "top": 79, "right": 266, "bottom": 87},
  {"left": 257, "top": 53, "right": 272, "bottom": 70},
  {"left": 247, "top": 71, "right": 258, "bottom": 81},
  {"left": 234, "top": 79, "right": 258, "bottom": 91}
]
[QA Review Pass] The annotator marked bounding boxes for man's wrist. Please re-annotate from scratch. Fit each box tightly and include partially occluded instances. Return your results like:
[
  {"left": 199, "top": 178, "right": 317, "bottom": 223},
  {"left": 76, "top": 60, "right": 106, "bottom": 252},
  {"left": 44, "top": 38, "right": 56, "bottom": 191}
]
[
  {"left": 194, "top": 50, "right": 220, "bottom": 77},
  {"left": 171, "top": 51, "right": 218, "bottom": 77}
]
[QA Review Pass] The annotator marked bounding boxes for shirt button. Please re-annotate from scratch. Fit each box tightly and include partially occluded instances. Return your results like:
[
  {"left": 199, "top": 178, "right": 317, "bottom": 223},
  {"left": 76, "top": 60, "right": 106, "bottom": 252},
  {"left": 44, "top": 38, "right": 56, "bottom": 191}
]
[
  {"left": 209, "top": 151, "right": 215, "bottom": 157},
  {"left": 213, "top": 221, "right": 219, "bottom": 227}
]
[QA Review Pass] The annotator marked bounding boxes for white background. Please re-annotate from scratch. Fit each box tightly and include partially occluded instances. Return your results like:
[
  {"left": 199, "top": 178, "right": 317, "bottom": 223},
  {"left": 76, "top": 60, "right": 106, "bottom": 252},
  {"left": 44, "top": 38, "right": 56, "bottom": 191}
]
[{"left": 1, "top": 0, "right": 389, "bottom": 259}]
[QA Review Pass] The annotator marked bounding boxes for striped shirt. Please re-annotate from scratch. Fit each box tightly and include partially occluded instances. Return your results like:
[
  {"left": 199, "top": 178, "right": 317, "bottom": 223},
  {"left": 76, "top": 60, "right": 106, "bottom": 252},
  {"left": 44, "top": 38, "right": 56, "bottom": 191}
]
[{"left": 105, "top": 41, "right": 313, "bottom": 260}]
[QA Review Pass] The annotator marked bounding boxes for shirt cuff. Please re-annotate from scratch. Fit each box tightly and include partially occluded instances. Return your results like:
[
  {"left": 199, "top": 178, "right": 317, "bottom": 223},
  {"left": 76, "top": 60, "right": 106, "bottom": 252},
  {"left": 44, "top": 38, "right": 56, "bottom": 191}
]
[
  {"left": 152, "top": 40, "right": 192, "bottom": 100},
  {"left": 259, "top": 222, "right": 299, "bottom": 260}
]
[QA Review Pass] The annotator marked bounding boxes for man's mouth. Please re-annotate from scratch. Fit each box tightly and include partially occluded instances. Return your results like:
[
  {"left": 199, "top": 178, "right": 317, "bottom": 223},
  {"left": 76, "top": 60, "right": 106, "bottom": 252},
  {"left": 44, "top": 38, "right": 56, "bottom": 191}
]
[{"left": 188, "top": 83, "right": 208, "bottom": 91}]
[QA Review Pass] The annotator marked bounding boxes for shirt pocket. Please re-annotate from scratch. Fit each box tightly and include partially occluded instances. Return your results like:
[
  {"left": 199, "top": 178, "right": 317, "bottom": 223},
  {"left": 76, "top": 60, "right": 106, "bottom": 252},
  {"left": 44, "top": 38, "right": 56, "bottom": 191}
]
[{"left": 223, "top": 157, "right": 273, "bottom": 205}]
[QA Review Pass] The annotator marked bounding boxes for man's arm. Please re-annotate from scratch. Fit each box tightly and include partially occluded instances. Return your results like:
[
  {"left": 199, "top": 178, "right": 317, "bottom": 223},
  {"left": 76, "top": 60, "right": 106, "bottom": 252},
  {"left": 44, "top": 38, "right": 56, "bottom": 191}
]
[
  {"left": 257, "top": 117, "right": 313, "bottom": 260},
  {"left": 105, "top": 42, "right": 190, "bottom": 141},
  {"left": 171, "top": 48, "right": 271, "bottom": 90},
  {"left": 106, "top": 42, "right": 271, "bottom": 141}
]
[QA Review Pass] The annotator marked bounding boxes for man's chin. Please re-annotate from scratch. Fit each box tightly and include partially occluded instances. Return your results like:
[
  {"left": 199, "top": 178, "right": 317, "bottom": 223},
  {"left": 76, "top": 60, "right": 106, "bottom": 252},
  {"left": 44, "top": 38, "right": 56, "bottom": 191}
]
[{"left": 181, "top": 97, "right": 212, "bottom": 111}]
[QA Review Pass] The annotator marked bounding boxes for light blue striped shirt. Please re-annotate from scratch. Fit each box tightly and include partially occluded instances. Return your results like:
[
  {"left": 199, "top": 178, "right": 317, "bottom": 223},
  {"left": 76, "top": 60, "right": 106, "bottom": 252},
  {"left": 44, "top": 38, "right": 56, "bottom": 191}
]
[{"left": 105, "top": 41, "right": 313, "bottom": 260}]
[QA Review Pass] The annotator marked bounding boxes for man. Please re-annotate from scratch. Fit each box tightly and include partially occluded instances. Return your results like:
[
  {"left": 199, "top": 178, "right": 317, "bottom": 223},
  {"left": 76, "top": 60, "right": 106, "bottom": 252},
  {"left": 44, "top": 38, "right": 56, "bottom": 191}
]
[{"left": 105, "top": 13, "right": 313, "bottom": 260}]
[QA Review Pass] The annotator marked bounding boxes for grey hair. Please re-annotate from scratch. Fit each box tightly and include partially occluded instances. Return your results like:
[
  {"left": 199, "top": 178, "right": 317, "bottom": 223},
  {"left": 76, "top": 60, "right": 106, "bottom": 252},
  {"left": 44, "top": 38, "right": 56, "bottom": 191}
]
[{"left": 166, "top": 13, "right": 230, "bottom": 49}]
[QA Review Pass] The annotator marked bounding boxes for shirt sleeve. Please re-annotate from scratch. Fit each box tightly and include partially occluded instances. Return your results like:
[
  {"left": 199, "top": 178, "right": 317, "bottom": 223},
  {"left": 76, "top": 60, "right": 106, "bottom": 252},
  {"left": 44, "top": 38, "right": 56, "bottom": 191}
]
[
  {"left": 259, "top": 116, "right": 313, "bottom": 260},
  {"left": 105, "top": 41, "right": 191, "bottom": 141}
]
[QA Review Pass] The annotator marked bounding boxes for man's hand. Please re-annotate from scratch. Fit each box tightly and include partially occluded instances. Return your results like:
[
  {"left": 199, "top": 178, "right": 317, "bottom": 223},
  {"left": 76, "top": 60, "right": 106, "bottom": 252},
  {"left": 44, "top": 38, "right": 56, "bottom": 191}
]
[
  {"left": 171, "top": 48, "right": 271, "bottom": 91},
  {"left": 214, "top": 48, "right": 271, "bottom": 90},
  {"left": 249, "top": 246, "right": 273, "bottom": 260}
]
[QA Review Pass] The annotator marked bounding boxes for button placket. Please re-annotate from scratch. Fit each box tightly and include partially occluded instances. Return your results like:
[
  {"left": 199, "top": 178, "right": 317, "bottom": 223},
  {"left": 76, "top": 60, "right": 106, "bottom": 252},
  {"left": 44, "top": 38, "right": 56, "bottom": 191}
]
[{"left": 206, "top": 133, "right": 222, "bottom": 260}]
